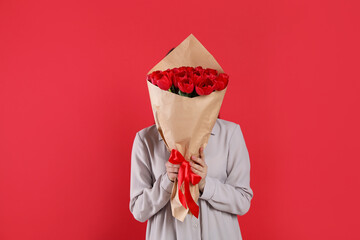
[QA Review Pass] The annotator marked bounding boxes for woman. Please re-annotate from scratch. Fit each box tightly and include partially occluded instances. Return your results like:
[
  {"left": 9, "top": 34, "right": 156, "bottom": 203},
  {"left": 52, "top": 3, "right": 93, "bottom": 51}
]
[{"left": 129, "top": 49, "right": 253, "bottom": 240}]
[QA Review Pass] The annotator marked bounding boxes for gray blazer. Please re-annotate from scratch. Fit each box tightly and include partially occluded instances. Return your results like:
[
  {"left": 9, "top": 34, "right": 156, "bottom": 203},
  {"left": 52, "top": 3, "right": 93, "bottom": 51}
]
[{"left": 129, "top": 118, "right": 253, "bottom": 240}]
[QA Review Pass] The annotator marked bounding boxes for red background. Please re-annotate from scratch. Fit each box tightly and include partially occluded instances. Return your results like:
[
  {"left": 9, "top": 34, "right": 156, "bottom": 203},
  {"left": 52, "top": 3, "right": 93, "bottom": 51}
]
[{"left": 0, "top": 0, "right": 359, "bottom": 239}]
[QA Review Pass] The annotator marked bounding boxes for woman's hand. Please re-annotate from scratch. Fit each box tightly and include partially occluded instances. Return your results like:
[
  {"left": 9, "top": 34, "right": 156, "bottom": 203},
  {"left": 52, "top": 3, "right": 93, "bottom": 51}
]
[
  {"left": 165, "top": 161, "right": 180, "bottom": 182},
  {"left": 190, "top": 147, "right": 208, "bottom": 192}
]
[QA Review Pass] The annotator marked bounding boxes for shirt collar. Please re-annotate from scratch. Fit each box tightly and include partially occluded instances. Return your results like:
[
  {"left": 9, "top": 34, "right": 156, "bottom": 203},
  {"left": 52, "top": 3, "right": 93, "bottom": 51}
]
[{"left": 158, "top": 119, "right": 219, "bottom": 141}]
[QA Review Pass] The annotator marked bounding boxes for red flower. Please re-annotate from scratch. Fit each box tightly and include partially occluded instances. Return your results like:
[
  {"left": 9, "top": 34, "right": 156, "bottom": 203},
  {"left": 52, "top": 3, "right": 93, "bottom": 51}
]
[
  {"left": 186, "top": 66, "right": 194, "bottom": 80},
  {"left": 203, "top": 68, "right": 218, "bottom": 80},
  {"left": 174, "top": 68, "right": 188, "bottom": 88},
  {"left": 194, "top": 66, "right": 204, "bottom": 74},
  {"left": 179, "top": 66, "right": 194, "bottom": 73},
  {"left": 177, "top": 76, "right": 194, "bottom": 93},
  {"left": 148, "top": 70, "right": 162, "bottom": 85},
  {"left": 193, "top": 66, "right": 204, "bottom": 85},
  {"left": 215, "top": 73, "right": 229, "bottom": 91},
  {"left": 154, "top": 71, "right": 172, "bottom": 90},
  {"left": 164, "top": 69, "right": 176, "bottom": 87},
  {"left": 195, "top": 75, "right": 217, "bottom": 95}
]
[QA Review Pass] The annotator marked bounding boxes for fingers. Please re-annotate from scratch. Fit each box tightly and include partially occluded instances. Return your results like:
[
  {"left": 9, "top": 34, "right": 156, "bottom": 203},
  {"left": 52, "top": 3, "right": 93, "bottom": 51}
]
[
  {"left": 169, "top": 167, "right": 179, "bottom": 173},
  {"left": 199, "top": 147, "right": 204, "bottom": 159},
  {"left": 191, "top": 155, "right": 205, "bottom": 167},
  {"left": 190, "top": 167, "right": 202, "bottom": 176},
  {"left": 190, "top": 147, "right": 206, "bottom": 166},
  {"left": 168, "top": 173, "right": 178, "bottom": 182},
  {"left": 165, "top": 162, "right": 175, "bottom": 167},
  {"left": 166, "top": 162, "right": 180, "bottom": 175},
  {"left": 166, "top": 162, "right": 180, "bottom": 170},
  {"left": 190, "top": 161, "right": 203, "bottom": 171},
  {"left": 167, "top": 166, "right": 180, "bottom": 173},
  {"left": 166, "top": 162, "right": 180, "bottom": 167},
  {"left": 166, "top": 161, "right": 180, "bottom": 182},
  {"left": 190, "top": 166, "right": 206, "bottom": 180},
  {"left": 190, "top": 147, "right": 207, "bottom": 179}
]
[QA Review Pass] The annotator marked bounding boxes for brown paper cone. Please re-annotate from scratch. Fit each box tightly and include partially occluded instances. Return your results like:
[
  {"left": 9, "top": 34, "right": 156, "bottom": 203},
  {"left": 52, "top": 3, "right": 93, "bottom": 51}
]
[
  {"left": 147, "top": 33, "right": 227, "bottom": 222},
  {"left": 148, "top": 34, "right": 224, "bottom": 75}
]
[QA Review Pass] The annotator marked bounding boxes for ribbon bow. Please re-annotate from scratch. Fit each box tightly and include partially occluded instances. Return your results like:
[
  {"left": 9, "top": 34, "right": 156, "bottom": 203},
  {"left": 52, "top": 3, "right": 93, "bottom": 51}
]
[{"left": 168, "top": 149, "right": 202, "bottom": 218}]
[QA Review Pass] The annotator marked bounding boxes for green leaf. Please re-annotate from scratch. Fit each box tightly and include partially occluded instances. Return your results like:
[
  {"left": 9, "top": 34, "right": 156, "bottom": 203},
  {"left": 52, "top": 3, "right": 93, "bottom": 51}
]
[{"left": 178, "top": 90, "right": 190, "bottom": 97}]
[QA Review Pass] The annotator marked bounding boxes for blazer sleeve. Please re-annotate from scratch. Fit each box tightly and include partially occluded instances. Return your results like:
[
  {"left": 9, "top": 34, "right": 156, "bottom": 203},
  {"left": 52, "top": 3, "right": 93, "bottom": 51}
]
[
  {"left": 129, "top": 132, "right": 174, "bottom": 222},
  {"left": 199, "top": 124, "right": 254, "bottom": 215}
]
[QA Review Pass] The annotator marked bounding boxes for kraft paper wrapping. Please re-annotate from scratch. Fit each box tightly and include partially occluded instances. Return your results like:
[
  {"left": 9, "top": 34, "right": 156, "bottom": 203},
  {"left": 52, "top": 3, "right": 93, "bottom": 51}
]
[{"left": 147, "top": 33, "right": 227, "bottom": 222}]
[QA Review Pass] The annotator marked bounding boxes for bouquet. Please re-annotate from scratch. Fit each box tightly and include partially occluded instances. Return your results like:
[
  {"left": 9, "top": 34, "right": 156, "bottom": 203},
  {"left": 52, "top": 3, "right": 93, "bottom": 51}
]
[
  {"left": 147, "top": 66, "right": 229, "bottom": 97},
  {"left": 147, "top": 34, "right": 228, "bottom": 222}
]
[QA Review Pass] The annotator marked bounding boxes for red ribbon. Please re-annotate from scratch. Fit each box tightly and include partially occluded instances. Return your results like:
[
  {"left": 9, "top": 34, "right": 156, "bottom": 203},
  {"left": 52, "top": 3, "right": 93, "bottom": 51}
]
[{"left": 168, "top": 149, "right": 202, "bottom": 218}]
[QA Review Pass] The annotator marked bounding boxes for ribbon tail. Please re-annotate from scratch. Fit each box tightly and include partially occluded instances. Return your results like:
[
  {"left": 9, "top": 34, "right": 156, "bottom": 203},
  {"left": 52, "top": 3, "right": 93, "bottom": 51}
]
[
  {"left": 177, "top": 164, "right": 187, "bottom": 209},
  {"left": 184, "top": 178, "right": 199, "bottom": 218}
]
